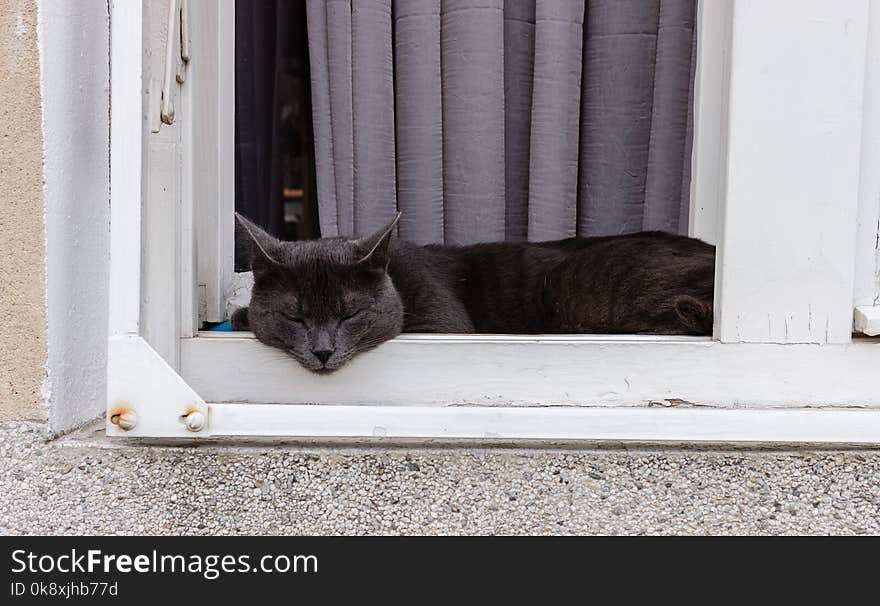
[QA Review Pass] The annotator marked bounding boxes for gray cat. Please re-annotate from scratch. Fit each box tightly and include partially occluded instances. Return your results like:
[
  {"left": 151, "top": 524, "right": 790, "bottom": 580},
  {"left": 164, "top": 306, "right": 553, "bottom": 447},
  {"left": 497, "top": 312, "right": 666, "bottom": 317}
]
[{"left": 233, "top": 213, "right": 715, "bottom": 373}]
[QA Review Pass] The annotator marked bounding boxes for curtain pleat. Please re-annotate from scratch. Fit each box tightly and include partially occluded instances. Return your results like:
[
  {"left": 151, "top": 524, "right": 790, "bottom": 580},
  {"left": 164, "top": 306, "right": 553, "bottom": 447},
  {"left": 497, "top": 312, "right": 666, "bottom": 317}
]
[
  {"left": 325, "top": 0, "right": 355, "bottom": 235},
  {"left": 578, "top": 0, "right": 660, "bottom": 236},
  {"left": 394, "top": 0, "right": 444, "bottom": 244},
  {"left": 306, "top": 0, "right": 697, "bottom": 243},
  {"left": 679, "top": 18, "right": 698, "bottom": 233},
  {"left": 440, "top": 0, "right": 506, "bottom": 244},
  {"left": 643, "top": 0, "right": 698, "bottom": 233},
  {"left": 352, "top": 0, "right": 397, "bottom": 235},
  {"left": 306, "top": 0, "right": 338, "bottom": 236},
  {"left": 502, "top": 1, "right": 535, "bottom": 241},
  {"left": 527, "top": 0, "right": 585, "bottom": 241}
]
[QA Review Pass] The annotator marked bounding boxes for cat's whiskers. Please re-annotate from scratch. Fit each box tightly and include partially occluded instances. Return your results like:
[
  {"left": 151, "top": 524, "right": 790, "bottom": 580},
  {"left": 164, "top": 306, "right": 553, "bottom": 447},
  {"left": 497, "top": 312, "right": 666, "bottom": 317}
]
[
  {"left": 356, "top": 337, "right": 396, "bottom": 350},
  {"left": 263, "top": 351, "right": 301, "bottom": 363}
]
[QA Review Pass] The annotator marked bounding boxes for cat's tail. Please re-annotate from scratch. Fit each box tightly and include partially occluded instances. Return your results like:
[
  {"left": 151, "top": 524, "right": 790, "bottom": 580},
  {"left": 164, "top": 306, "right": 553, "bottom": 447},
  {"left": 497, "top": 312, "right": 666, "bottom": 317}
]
[{"left": 674, "top": 295, "right": 713, "bottom": 335}]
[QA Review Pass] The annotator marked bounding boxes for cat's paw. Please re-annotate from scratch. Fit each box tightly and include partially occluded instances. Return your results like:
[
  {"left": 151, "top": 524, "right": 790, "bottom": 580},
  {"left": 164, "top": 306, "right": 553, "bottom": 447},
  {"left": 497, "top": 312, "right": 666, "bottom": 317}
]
[{"left": 230, "top": 307, "right": 250, "bottom": 331}]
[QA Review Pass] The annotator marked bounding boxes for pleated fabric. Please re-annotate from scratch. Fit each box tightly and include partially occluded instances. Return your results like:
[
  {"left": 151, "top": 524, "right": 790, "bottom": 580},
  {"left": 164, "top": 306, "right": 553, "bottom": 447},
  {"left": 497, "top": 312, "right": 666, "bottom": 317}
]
[{"left": 307, "top": 0, "right": 697, "bottom": 243}]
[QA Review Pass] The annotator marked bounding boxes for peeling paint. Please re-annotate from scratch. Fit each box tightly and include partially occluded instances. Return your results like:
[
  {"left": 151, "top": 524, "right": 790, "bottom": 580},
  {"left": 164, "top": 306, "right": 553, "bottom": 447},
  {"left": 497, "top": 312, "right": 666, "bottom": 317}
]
[
  {"left": 648, "top": 398, "right": 715, "bottom": 409},
  {"left": 875, "top": 216, "right": 879, "bottom": 250}
]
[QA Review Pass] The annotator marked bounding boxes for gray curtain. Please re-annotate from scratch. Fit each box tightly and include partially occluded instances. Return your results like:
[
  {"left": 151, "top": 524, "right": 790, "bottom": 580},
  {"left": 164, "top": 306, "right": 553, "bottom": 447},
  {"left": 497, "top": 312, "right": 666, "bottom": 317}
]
[{"left": 307, "top": 0, "right": 697, "bottom": 244}]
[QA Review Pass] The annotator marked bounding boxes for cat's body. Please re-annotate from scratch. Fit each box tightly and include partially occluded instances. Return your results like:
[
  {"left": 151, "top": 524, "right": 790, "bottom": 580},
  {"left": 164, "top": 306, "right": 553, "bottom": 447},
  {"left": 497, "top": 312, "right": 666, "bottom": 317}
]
[
  {"left": 233, "top": 214, "right": 715, "bottom": 372},
  {"left": 389, "top": 232, "right": 714, "bottom": 335}
]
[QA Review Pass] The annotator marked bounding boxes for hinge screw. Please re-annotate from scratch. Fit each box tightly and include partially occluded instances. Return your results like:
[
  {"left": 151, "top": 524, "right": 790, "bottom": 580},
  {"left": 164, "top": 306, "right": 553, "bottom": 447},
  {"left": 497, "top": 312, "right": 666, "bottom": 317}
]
[
  {"left": 183, "top": 410, "right": 206, "bottom": 432},
  {"left": 110, "top": 410, "right": 138, "bottom": 431}
]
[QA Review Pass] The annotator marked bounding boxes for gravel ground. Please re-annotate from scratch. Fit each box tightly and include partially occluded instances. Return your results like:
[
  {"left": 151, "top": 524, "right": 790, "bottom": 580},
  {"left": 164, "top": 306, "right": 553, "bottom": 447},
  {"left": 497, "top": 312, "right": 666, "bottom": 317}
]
[{"left": 1, "top": 421, "right": 879, "bottom": 535}]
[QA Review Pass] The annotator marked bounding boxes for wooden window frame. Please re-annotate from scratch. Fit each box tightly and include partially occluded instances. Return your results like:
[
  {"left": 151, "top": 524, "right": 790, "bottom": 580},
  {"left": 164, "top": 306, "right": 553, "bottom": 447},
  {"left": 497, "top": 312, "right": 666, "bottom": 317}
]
[{"left": 107, "top": 0, "right": 880, "bottom": 443}]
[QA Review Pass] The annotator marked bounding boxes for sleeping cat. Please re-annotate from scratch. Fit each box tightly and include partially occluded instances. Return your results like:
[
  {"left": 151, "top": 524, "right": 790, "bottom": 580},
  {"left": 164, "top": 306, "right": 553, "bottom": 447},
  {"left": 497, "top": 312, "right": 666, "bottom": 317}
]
[{"left": 232, "top": 213, "right": 715, "bottom": 373}]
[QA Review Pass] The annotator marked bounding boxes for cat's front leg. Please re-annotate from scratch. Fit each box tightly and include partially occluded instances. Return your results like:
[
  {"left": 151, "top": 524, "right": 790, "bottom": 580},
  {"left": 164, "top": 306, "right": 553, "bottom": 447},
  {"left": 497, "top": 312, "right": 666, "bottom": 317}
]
[{"left": 403, "top": 313, "right": 475, "bottom": 334}]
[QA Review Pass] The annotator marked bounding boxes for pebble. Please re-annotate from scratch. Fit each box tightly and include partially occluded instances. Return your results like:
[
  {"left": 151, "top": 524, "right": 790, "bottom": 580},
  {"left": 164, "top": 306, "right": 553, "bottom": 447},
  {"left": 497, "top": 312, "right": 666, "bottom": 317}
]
[{"left": 0, "top": 421, "right": 878, "bottom": 535}]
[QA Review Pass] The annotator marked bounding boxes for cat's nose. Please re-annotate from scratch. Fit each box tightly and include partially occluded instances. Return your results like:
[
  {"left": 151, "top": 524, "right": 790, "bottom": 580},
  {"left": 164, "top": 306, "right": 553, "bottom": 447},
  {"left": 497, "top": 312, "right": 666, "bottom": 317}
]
[{"left": 312, "top": 349, "right": 334, "bottom": 364}]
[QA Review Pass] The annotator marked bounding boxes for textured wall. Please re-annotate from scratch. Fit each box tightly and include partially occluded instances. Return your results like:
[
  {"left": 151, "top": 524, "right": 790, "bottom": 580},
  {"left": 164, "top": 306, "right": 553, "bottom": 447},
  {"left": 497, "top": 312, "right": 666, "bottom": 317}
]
[
  {"left": 39, "top": 0, "right": 110, "bottom": 434},
  {"left": 0, "top": 0, "right": 46, "bottom": 422}
]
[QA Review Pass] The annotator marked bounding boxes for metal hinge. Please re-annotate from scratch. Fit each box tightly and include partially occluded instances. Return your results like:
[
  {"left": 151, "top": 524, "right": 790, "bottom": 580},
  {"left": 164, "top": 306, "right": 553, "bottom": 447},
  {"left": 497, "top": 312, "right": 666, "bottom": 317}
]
[{"left": 158, "top": 0, "right": 190, "bottom": 127}]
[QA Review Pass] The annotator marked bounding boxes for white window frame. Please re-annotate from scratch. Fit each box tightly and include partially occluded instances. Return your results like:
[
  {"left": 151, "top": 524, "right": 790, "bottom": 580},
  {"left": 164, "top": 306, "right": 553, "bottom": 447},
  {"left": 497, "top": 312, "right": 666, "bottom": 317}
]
[{"left": 107, "top": 0, "right": 880, "bottom": 443}]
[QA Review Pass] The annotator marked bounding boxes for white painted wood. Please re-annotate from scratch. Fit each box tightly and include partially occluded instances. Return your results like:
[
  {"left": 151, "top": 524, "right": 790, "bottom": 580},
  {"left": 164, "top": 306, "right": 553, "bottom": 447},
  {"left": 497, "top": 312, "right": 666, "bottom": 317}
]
[
  {"left": 180, "top": 334, "right": 880, "bottom": 409},
  {"left": 192, "top": 0, "right": 235, "bottom": 324},
  {"left": 108, "top": 0, "right": 144, "bottom": 337},
  {"left": 140, "top": 0, "right": 185, "bottom": 368},
  {"left": 107, "top": 335, "right": 209, "bottom": 438},
  {"left": 854, "top": 306, "right": 880, "bottom": 336},
  {"left": 179, "top": 105, "right": 198, "bottom": 340},
  {"left": 854, "top": 0, "right": 880, "bottom": 310},
  {"left": 109, "top": 0, "right": 191, "bottom": 364},
  {"left": 715, "top": 0, "right": 870, "bottom": 344},
  {"left": 178, "top": 0, "right": 197, "bottom": 339},
  {"left": 216, "top": 0, "right": 236, "bottom": 320},
  {"left": 204, "top": 405, "right": 880, "bottom": 444},
  {"left": 141, "top": 138, "right": 182, "bottom": 367},
  {"left": 687, "top": 0, "right": 732, "bottom": 246},
  {"left": 193, "top": 332, "right": 709, "bottom": 344}
]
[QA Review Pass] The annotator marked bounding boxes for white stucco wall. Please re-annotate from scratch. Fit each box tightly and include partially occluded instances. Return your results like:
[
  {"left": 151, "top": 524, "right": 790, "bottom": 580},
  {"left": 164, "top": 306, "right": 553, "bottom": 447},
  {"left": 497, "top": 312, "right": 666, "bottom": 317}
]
[{"left": 38, "top": 0, "right": 110, "bottom": 434}]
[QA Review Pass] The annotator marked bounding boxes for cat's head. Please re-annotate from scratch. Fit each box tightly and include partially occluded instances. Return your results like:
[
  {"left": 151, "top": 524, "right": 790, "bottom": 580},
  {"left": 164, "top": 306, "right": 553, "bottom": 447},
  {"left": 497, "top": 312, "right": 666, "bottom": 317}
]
[{"left": 235, "top": 213, "right": 404, "bottom": 373}]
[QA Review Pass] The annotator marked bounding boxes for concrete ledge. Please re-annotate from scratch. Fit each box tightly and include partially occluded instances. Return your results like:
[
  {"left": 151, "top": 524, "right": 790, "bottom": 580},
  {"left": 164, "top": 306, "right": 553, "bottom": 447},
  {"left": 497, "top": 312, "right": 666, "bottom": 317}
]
[{"left": 2, "top": 421, "right": 880, "bottom": 535}]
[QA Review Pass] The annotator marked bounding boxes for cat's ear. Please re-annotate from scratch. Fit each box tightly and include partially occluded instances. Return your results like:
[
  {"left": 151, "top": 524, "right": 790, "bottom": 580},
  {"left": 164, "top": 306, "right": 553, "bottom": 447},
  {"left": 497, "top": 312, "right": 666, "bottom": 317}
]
[
  {"left": 674, "top": 295, "right": 713, "bottom": 334},
  {"left": 235, "top": 213, "right": 283, "bottom": 275},
  {"left": 356, "top": 212, "right": 401, "bottom": 270}
]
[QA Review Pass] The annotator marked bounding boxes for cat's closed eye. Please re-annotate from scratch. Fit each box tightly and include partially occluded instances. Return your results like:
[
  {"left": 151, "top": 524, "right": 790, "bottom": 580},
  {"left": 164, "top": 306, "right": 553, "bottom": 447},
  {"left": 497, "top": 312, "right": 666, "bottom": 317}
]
[
  {"left": 281, "top": 311, "right": 306, "bottom": 325},
  {"left": 341, "top": 309, "right": 366, "bottom": 322}
]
